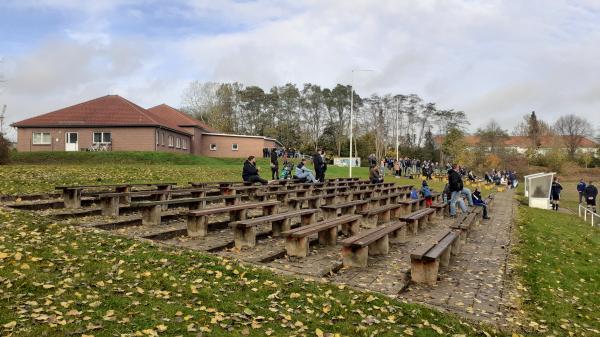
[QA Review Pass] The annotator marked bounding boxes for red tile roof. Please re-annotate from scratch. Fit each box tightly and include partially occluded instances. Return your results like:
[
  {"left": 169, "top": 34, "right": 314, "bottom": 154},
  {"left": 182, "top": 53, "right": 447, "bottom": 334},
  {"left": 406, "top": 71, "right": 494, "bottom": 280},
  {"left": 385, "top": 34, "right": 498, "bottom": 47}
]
[
  {"left": 147, "top": 104, "right": 217, "bottom": 132},
  {"left": 12, "top": 95, "right": 192, "bottom": 136},
  {"left": 434, "top": 135, "right": 598, "bottom": 147}
]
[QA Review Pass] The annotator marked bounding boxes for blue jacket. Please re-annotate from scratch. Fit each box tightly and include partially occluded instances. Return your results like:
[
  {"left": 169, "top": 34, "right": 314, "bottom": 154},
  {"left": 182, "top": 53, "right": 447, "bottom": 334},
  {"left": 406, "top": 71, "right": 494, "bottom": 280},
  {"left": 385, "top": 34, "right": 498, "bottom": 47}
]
[
  {"left": 577, "top": 182, "right": 586, "bottom": 193},
  {"left": 421, "top": 186, "right": 432, "bottom": 198}
]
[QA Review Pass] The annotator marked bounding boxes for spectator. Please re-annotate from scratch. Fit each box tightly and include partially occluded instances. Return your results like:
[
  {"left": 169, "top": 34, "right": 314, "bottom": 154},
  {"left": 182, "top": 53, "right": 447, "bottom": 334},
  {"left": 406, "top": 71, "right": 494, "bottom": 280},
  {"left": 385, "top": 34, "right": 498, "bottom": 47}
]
[
  {"left": 550, "top": 177, "right": 563, "bottom": 211},
  {"left": 295, "top": 158, "right": 319, "bottom": 183},
  {"left": 369, "top": 164, "right": 383, "bottom": 184},
  {"left": 312, "top": 149, "right": 325, "bottom": 182},
  {"left": 394, "top": 160, "right": 400, "bottom": 177},
  {"left": 421, "top": 181, "right": 433, "bottom": 207},
  {"left": 448, "top": 163, "right": 468, "bottom": 217},
  {"left": 270, "top": 150, "right": 279, "bottom": 180},
  {"left": 577, "top": 179, "right": 587, "bottom": 204},
  {"left": 242, "top": 156, "right": 267, "bottom": 185},
  {"left": 321, "top": 150, "right": 328, "bottom": 182},
  {"left": 584, "top": 181, "right": 598, "bottom": 213},
  {"left": 472, "top": 188, "right": 491, "bottom": 220}
]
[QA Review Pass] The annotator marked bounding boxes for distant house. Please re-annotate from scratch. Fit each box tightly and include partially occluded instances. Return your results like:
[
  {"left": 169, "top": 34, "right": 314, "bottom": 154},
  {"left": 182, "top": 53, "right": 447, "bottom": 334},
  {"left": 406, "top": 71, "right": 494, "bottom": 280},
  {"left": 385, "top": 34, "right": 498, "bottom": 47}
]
[
  {"left": 434, "top": 135, "right": 599, "bottom": 155},
  {"left": 11, "top": 95, "right": 282, "bottom": 158}
]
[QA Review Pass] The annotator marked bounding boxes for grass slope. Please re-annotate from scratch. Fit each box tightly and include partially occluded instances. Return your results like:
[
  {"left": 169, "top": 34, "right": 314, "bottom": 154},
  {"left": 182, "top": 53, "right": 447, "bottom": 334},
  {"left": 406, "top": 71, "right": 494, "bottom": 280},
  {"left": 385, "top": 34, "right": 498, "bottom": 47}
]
[
  {"left": 514, "top": 203, "right": 600, "bottom": 336},
  {"left": 0, "top": 209, "right": 504, "bottom": 337}
]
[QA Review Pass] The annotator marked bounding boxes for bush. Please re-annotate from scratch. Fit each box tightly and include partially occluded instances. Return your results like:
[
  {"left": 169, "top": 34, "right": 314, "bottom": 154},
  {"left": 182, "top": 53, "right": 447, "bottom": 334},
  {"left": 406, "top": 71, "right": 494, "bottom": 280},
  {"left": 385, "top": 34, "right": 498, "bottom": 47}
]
[{"left": 0, "top": 134, "right": 9, "bottom": 165}]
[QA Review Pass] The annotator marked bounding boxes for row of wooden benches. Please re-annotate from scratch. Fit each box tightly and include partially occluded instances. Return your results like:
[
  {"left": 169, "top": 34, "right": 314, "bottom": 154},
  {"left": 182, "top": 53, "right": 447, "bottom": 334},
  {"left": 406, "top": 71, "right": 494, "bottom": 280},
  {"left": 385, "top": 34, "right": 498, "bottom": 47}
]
[{"left": 410, "top": 195, "right": 494, "bottom": 284}]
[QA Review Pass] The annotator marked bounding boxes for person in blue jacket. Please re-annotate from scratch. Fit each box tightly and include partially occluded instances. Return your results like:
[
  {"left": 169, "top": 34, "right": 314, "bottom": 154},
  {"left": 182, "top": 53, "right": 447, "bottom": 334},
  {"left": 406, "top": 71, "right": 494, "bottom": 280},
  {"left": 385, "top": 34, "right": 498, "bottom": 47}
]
[
  {"left": 472, "top": 188, "right": 491, "bottom": 220},
  {"left": 577, "top": 179, "right": 586, "bottom": 204}
]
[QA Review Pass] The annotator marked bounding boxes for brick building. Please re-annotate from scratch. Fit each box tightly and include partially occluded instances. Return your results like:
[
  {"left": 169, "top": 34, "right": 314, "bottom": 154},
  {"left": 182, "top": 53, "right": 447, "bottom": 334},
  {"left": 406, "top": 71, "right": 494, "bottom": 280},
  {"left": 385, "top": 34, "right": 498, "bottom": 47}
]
[{"left": 12, "top": 95, "right": 281, "bottom": 158}]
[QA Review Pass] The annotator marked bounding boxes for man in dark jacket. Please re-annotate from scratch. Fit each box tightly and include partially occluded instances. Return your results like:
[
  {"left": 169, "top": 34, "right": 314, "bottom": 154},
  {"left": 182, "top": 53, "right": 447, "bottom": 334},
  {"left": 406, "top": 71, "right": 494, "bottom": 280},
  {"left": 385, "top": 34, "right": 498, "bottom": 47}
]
[
  {"left": 448, "top": 164, "right": 468, "bottom": 217},
  {"left": 270, "top": 150, "right": 279, "bottom": 180},
  {"left": 242, "top": 156, "right": 267, "bottom": 185},
  {"left": 585, "top": 181, "right": 598, "bottom": 213},
  {"left": 312, "top": 150, "right": 324, "bottom": 182},
  {"left": 577, "top": 179, "right": 586, "bottom": 204}
]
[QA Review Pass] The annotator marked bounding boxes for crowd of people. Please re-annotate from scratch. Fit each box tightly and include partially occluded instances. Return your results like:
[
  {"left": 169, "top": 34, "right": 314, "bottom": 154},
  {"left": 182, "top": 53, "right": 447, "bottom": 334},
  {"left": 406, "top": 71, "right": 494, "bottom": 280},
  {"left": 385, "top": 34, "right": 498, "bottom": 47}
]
[
  {"left": 246, "top": 150, "right": 598, "bottom": 216},
  {"left": 244, "top": 149, "right": 329, "bottom": 185}
]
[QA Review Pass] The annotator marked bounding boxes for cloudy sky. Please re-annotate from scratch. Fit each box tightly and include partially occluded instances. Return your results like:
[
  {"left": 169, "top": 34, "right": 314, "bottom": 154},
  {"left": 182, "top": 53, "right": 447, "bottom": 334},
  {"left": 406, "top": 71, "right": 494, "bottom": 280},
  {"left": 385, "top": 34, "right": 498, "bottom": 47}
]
[{"left": 1, "top": 0, "right": 599, "bottom": 139}]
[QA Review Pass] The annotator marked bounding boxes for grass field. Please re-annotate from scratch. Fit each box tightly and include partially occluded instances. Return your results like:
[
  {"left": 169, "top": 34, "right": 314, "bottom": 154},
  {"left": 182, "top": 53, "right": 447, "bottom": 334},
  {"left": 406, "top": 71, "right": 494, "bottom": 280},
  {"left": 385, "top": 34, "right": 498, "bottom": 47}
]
[{"left": 514, "top": 198, "right": 600, "bottom": 336}]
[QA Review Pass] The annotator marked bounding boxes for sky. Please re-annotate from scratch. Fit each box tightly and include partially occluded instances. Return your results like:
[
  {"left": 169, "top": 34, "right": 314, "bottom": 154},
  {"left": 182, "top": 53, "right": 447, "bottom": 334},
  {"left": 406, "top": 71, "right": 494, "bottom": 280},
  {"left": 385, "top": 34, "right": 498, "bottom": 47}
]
[{"left": 1, "top": 0, "right": 599, "bottom": 140}]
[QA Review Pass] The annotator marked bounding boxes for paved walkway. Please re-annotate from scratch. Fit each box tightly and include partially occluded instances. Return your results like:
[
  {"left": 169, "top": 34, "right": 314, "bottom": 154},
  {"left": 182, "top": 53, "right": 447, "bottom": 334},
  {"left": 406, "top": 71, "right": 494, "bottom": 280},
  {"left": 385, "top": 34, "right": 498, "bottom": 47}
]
[{"left": 402, "top": 190, "right": 516, "bottom": 326}]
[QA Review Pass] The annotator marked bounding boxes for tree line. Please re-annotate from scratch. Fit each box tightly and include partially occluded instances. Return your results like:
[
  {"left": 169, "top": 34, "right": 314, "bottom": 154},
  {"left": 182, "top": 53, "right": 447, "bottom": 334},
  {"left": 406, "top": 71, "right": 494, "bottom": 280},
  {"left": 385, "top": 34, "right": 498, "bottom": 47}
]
[{"left": 181, "top": 81, "right": 469, "bottom": 160}]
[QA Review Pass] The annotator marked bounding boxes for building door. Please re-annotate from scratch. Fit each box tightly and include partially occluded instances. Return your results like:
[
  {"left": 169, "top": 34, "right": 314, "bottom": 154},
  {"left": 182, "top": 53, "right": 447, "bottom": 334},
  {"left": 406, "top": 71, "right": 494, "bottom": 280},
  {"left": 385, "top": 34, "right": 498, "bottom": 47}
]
[{"left": 65, "top": 132, "right": 78, "bottom": 151}]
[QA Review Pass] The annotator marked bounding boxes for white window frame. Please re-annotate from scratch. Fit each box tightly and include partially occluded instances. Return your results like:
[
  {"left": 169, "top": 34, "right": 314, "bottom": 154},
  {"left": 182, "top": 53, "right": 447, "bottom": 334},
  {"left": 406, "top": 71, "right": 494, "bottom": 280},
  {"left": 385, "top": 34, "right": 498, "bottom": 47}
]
[
  {"left": 93, "top": 132, "right": 112, "bottom": 144},
  {"left": 231, "top": 143, "right": 239, "bottom": 151},
  {"left": 32, "top": 132, "right": 51, "bottom": 145},
  {"left": 176, "top": 137, "right": 181, "bottom": 149},
  {"left": 161, "top": 132, "right": 165, "bottom": 146},
  {"left": 156, "top": 130, "right": 160, "bottom": 145},
  {"left": 209, "top": 144, "right": 217, "bottom": 151},
  {"left": 168, "top": 135, "right": 174, "bottom": 148},
  {"left": 182, "top": 139, "right": 188, "bottom": 150}
]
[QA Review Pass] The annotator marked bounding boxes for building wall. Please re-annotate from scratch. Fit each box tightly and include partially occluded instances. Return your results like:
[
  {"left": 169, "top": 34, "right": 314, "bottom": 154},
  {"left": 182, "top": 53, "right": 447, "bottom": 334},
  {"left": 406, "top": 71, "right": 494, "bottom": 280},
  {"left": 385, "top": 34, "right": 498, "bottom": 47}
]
[
  {"left": 200, "top": 135, "right": 272, "bottom": 158},
  {"left": 16, "top": 127, "right": 191, "bottom": 154}
]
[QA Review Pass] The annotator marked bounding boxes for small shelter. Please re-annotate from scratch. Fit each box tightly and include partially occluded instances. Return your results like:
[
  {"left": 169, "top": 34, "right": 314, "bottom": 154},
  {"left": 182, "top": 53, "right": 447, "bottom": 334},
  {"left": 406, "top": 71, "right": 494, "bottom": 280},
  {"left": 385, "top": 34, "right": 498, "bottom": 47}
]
[{"left": 524, "top": 172, "right": 555, "bottom": 209}]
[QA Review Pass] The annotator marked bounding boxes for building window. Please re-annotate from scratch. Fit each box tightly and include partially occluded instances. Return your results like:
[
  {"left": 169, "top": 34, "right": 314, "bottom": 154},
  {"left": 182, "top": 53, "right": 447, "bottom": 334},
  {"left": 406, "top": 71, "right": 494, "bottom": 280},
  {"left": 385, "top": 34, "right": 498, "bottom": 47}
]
[
  {"left": 93, "top": 132, "right": 111, "bottom": 144},
  {"left": 156, "top": 130, "right": 159, "bottom": 145},
  {"left": 232, "top": 143, "right": 239, "bottom": 151},
  {"left": 182, "top": 139, "right": 188, "bottom": 150},
  {"left": 161, "top": 132, "right": 165, "bottom": 146},
  {"left": 209, "top": 144, "right": 217, "bottom": 151},
  {"left": 176, "top": 137, "right": 181, "bottom": 149},
  {"left": 32, "top": 132, "right": 51, "bottom": 145},
  {"left": 168, "top": 135, "right": 174, "bottom": 147}
]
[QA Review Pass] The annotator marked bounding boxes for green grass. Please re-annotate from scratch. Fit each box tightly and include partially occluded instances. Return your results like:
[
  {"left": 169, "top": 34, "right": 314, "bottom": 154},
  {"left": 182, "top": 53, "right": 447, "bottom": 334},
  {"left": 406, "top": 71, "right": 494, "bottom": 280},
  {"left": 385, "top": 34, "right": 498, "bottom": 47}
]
[
  {"left": 0, "top": 209, "right": 505, "bottom": 337},
  {"left": 514, "top": 200, "right": 600, "bottom": 336}
]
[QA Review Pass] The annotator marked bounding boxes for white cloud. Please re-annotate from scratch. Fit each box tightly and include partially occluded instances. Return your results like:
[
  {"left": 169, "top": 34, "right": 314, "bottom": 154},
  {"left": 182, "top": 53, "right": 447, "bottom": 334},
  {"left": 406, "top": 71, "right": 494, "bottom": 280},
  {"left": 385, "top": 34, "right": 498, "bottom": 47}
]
[{"left": 2, "top": 0, "right": 600, "bottom": 139}]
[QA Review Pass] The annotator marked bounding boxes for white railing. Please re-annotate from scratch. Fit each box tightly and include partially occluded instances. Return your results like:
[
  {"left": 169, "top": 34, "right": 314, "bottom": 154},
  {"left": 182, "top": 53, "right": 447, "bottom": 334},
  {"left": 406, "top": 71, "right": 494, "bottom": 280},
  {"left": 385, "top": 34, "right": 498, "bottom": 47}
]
[{"left": 578, "top": 204, "right": 599, "bottom": 227}]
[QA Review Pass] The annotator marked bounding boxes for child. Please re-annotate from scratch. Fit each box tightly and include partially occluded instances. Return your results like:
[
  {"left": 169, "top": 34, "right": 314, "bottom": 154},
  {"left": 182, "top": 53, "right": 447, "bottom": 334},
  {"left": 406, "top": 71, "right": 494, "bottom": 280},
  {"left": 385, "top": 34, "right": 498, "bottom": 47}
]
[
  {"left": 410, "top": 187, "right": 419, "bottom": 200},
  {"left": 421, "top": 180, "right": 433, "bottom": 207}
]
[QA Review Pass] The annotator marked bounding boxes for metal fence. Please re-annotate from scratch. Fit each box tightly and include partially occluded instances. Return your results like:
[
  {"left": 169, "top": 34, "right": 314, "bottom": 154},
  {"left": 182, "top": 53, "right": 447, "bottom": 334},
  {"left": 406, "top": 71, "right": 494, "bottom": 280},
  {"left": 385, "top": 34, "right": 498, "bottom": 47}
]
[{"left": 578, "top": 204, "right": 599, "bottom": 227}]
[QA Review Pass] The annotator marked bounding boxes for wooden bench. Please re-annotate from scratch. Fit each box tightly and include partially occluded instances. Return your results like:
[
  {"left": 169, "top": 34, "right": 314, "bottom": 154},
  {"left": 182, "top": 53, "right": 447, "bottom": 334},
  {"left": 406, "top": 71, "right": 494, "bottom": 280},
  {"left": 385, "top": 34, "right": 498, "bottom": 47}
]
[
  {"left": 430, "top": 201, "right": 448, "bottom": 218},
  {"left": 56, "top": 182, "right": 175, "bottom": 209},
  {"left": 282, "top": 215, "right": 362, "bottom": 257},
  {"left": 368, "top": 192, "right": 403, "bottom": 207},
  {"left": 320, "top": 200, "right": 368, "bottom": 220},
  {"left": 400, "top": 208, "right": 436, "bottom": 235},
  {"left": 341, "top": 221, "right": 407, "bottom": 267},
  {"left": 397, "top": 199, "right": 421, "bottom": 215},
  {"left": 132, "top": 195, "right": 241, "bottom": 225},
  {"left": 358, "top": 203, "right": 404, "bottom": 227},
  {"left": 410, "top": 229, "right": 461, "bottom": 284},
  {"left": 229, "top": 209, "right": 319, "bottom": 248},
  {"left": 98, "top": 188, "right": 210, "bottom": 216},
  {"left": 187, "top": 201, "right": 279, "bottom": 237}
]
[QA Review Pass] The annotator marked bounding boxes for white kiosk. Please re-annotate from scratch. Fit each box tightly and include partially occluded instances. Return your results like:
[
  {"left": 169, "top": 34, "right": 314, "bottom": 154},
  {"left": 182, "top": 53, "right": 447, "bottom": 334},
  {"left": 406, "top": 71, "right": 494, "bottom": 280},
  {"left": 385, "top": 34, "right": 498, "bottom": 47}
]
[{"left": 524, "top": 172, "right": 555, "bottom": 210}]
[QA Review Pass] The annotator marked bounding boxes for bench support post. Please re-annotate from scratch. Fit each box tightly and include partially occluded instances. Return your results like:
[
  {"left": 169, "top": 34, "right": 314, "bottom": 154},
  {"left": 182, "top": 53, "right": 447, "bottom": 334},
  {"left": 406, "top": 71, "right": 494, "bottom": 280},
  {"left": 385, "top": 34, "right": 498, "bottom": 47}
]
[
  {"left": 63, "top": 189, "right": 81, "bottom": 209},
  {"left": 411, "top": 258, "right": 439, "bottom": 285},
  {"left": 389, "top": 226, "right": 407, "bottom": 244},
  {"left": 369, "top": 235, "right": 389, "bottom": 255},
  {"left": 342, "top": 246, "right": 368, "bottom": 268},
  {"left": 187, "top": 215, "right": 208, "bottom": 237},
  {"left": 300, "top": 212, "right": 316, "bottom": 226},
  {"left": 440, "top": 247, "right": 451, "bottom": 267},
  {"left": 234, "top": 225, "right": 256, "bottom": 249},
  {"left": 100, "top": 196, "right": 119, "bottom": 217},
  {"left": 230, "top": 209, "right": 248, "bottom": 222},
  {"left": 322, "top": 208, "right": 337, "bottom": 220},
  {"left": 286, "top": 237, "right": 309, "bottom": 257},
  {"left": 271, "top": 218, "right": 291, "bottom": 237},
  {"left": 115, "top": 186, "right": 131, "bottom": 204},
  {"left": 318, "top": 226, "right": 337, "bottom": 246},
  {"left": 142, "top": 205, "right": 161, "bottom": 226}
]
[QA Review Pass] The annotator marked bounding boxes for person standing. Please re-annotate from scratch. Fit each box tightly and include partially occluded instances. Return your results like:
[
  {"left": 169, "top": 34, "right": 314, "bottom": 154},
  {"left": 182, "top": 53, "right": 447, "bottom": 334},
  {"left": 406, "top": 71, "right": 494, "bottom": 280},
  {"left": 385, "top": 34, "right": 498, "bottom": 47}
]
[
  {"left": 584, "top": 181, "right": 598, "bottom": 213},
  {"left": 242, "top": 156, "right": 268, "bottom": 185},
  {"left": 312, "top": 149, "right": 324, "bottom": 182},
  {"left": 270, "top": 149, "right": 279, "bottom": 180},
  {"left": 421, "top": 181, "right": 433, "bottom": 207},
  {"left": 550, "top": 177, "right": 563, "bottom": 211},
  {"left": 577, "top": 179, "right": 587, "bottom": 204},
  {"left": 321, "top": 150, "right": 328, "bottom": 182},
  {"left": 448, "top": 163, "right": 468, "bottom": 217}
]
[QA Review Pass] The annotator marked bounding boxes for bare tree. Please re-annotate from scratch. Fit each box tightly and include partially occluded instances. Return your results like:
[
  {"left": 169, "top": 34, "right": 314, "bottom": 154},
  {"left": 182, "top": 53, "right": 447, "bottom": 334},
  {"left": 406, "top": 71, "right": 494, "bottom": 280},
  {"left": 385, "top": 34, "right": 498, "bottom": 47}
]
[{"left": 554, "top": 114, "right": 593, "bottom": 159}]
